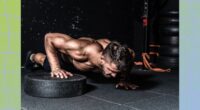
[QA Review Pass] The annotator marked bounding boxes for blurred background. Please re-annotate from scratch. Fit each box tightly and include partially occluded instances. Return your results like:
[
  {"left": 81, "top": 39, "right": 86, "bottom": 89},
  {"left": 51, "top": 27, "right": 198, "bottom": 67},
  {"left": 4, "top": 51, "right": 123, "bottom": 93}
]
[{"left": 21, "top": 0, "right": 179, "bottom": 70}]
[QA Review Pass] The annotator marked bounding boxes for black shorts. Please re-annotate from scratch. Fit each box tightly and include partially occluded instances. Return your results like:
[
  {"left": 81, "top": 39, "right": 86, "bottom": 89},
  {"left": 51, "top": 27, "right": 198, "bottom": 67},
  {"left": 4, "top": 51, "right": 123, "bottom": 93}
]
[{"left": 43, "top": 54, "right": 79, "bottom": 73}]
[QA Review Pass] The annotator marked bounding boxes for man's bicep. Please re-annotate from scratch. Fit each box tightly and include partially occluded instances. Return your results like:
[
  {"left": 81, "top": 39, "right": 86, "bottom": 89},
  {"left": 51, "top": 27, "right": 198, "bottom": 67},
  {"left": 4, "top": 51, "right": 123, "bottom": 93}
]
[
  {"left": 46, "top": 38, "right": 78, "bottom": 53},
  {"left": 45, "top": 33, "right": 73, "bottom": 48},
  {"left": 49, "top": 33, "right": 72, "bottom": 40},
  {"left": 64, "top": 39, "right": 83, "bottom": 50}
]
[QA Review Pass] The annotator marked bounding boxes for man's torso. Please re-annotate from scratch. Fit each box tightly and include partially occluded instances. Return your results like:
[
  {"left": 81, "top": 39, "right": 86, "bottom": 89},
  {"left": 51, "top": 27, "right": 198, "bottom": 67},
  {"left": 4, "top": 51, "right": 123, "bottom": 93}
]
[{"left": 59, "top": 37, "right": 110, "bottom": 73}]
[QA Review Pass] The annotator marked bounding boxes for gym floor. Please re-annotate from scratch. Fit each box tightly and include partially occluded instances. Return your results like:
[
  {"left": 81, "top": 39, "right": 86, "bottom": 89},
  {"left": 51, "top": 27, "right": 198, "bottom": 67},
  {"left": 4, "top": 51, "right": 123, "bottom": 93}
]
[{"left": 21, "top": 68, "right": 179, "bottom": 110}]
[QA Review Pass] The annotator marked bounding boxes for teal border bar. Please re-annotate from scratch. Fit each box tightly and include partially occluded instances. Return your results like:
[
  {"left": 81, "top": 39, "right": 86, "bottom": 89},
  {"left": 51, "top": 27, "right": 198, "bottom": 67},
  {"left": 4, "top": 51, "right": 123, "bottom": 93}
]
[
  {"left": 0, "top": 0, "right": 21, "bottom": 109},
  {"left": 180, "top": 0, "right": 200, "bottom": 110}
]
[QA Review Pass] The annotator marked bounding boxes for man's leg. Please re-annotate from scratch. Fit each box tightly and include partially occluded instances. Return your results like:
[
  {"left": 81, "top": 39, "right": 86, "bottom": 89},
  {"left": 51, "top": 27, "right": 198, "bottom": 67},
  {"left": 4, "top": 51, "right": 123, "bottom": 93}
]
[
  {"left": 25, "top": 51, "right": 51, "bottom": 71},
  {"left": 30, "top": 53, "right": 46, "bottom": 66}
]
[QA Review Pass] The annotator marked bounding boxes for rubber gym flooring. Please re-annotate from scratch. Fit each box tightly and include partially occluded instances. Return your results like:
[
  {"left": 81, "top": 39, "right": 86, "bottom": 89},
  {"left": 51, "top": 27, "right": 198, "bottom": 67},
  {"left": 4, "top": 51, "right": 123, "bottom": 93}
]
[{"left": 21, "top": 68, "right": 179, "bottom": 110}]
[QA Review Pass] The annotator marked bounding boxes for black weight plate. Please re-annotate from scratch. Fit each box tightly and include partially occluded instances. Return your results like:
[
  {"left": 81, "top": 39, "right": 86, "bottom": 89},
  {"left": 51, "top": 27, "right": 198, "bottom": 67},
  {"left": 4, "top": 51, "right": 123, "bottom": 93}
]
[
  {"left": 159, "top": 11, "right": 179, "bottom": 17},
  {"left": 156, "top": 56, "right": 179, "bottom": 68},
  {"left": 159, "top": 17, "right": 179, "bottom": 25},
  {"left": 159, "top": 25, "right": 179, "bottom": 36},
  {"left": 159, "top": 36, "right": 179, "bottom": 45},
  {"left": 24, "top": 72, "right": 87, "bottom": 98},
  {"left": 158, "top": 45, "right": 179, "bottom": 57}
]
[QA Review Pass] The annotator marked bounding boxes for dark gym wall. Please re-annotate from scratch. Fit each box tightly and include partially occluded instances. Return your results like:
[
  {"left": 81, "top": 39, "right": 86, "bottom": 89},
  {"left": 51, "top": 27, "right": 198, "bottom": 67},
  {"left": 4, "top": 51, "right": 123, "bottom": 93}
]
[
  {"left": 22, "top": 0, "right": 134, "bottom": 64},
  {"left": 21, "top": 0, "right": 179, "bottom": 65}
]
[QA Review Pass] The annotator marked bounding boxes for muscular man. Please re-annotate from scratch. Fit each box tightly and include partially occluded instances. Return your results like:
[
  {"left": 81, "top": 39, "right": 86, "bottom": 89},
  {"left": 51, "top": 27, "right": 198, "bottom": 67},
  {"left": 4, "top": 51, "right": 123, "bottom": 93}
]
[{"left": 25, "top": 33, "right": 138, "bottom": 90}]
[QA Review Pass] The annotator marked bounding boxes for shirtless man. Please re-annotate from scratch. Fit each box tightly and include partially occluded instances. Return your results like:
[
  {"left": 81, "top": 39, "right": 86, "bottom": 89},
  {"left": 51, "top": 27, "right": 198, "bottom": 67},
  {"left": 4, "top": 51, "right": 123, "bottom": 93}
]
[{"left": 25, "top": 33, "right": 138, "bottom": 90}]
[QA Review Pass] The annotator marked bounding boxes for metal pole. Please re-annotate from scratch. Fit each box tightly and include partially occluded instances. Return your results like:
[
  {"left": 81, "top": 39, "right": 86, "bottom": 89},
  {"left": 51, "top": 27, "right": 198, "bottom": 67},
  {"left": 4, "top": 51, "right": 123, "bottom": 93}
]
[{"left": 143, "top": 0, "right": 148, "bottom": 52}]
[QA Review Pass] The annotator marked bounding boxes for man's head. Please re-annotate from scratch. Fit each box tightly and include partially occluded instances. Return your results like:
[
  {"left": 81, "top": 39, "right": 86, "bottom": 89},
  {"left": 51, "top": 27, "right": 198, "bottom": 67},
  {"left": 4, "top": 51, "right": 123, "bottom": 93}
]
[{"left": 100, "top": 41, "right": 134, "bottom": 78}]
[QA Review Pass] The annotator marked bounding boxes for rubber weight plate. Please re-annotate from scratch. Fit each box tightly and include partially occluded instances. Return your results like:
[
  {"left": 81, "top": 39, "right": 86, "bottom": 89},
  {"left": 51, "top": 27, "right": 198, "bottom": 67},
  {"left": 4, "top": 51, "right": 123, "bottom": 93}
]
[
  {"left": 159, "top": 36, "right": 179, "bottom": 45},
  {"left": 159, "top": 11, "right": 179, "bottom": 18},
  {"left": 158, "top": 45, "right": 179, "bottom": 57},
  {"left": 159, "top": 17, "right": 179, "bottom": 25},
  {"left": 159, "top": 25, "right": 179, "bottom": 36},
  {"left": 156, "top": 56, "right": 179, "bottom": 68},
  {"left": 24, "top": 72, "right": 87, "bottom": 98}
]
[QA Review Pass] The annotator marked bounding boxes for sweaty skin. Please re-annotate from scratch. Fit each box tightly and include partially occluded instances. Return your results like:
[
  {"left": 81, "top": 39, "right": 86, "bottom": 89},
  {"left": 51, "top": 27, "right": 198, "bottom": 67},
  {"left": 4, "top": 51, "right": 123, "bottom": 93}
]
[{"left": 44, "top": 33, "right": 138, "bottom": 90}]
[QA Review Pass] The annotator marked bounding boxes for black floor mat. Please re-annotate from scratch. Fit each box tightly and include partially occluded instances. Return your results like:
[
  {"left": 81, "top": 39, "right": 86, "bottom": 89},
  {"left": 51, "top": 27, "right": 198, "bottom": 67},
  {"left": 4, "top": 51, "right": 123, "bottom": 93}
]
[{"left": 21, "top": 68, "right": 179, "bottom": 110}]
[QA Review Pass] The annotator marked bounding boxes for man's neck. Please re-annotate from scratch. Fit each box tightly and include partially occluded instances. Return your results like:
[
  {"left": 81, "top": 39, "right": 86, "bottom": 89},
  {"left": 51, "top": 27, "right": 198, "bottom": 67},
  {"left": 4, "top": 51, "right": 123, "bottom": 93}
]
[{"left": 92, "top": 52, "right": 103, "bottom": 70}]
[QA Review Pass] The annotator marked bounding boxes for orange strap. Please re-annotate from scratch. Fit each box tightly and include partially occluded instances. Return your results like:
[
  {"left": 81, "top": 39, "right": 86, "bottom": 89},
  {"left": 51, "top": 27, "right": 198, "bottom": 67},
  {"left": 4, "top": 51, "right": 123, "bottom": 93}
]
[
  {"left": 149, "top": 52, "right": 159, "bottom": 56},
  {"left": 134, "top": 53, "right": 171, "bottom": 72},
  {"left": 149, "top": 44, "right": 160, "bottom": 48}
]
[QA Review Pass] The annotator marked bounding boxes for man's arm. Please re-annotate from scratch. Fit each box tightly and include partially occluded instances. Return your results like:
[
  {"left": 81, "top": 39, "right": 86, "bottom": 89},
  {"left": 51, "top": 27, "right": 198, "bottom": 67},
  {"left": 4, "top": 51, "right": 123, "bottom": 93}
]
[
  {"left": 44, "top": 33, "right": 72, "bottom": 71},
  {"left": 115, "top": 72, "right": 139, "bottom": 90},
  {"left": 44, "top": 33, "right": 74, "bottom": 78}
]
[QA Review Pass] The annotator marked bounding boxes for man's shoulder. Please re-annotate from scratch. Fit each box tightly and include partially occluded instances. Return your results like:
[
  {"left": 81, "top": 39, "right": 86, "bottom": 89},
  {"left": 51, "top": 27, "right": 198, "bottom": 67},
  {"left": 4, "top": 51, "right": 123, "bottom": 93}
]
[
  {"left": 97, "top": 38, "right": 111, "bottom": 43},
  {"left": 96, "top": 38, "right": 111, "bottom": 49},
  {"left": 84, "top": 42, "right": 103, "bottom": 53}
]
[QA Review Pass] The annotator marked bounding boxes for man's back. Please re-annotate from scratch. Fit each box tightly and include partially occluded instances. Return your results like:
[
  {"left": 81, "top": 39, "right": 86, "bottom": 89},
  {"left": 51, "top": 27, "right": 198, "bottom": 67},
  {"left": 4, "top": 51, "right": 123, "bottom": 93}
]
[{"left": 46, "top": 34, "right": 110, "bottom": 72}]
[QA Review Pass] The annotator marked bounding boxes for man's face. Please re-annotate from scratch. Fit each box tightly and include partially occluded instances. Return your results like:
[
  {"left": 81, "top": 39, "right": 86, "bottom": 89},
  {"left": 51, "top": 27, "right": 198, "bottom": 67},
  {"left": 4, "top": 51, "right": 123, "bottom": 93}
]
[{"left": 101, "top": 57, "right": 119, "bottom": 78}]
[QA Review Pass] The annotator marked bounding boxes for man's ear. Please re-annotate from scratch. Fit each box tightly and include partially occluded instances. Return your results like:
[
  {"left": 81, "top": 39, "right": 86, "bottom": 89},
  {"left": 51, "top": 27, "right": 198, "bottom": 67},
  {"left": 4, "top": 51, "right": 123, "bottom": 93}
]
[
  {"left": 101, "top": 54, "right": 105, "bottom": 59},
  {"left": 100, "top": 55, "right": 105, "bottom": 64}
]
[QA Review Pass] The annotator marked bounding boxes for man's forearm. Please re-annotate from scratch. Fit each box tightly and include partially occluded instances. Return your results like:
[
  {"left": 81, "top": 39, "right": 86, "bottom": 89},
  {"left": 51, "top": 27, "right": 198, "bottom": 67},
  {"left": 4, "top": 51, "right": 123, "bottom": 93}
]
[{"left": 44, "top": 34, "right": 61, "bottom": 71}]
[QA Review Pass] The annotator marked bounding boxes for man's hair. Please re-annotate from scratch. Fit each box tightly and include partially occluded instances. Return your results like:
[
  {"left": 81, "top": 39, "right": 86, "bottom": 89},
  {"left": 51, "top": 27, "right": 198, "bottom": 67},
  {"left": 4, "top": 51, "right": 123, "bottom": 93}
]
[{"left": 102, "top": 41, "right": 134, "bottom": 73}]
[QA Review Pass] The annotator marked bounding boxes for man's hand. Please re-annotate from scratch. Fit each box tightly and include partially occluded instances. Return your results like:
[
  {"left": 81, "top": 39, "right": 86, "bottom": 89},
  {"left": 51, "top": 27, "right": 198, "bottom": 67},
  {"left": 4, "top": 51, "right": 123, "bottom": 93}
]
[
  {"left": 51, "top": 68, "right": 73, "bottom": 79},
  {"left": 115, "top": 81, "right": 139, "bottom": 90}
]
